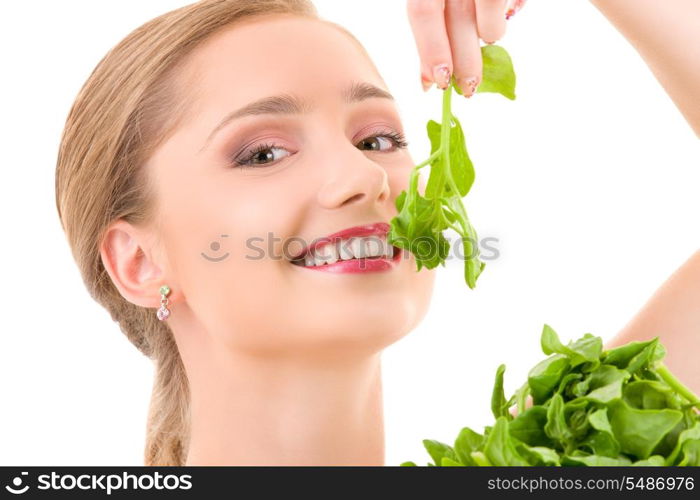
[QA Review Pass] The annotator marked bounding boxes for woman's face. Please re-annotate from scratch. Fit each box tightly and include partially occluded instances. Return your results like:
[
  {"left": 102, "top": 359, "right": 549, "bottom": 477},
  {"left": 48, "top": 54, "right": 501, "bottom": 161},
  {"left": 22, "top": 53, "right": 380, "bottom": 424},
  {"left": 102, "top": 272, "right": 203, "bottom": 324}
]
[{"left": 149, "top": 15, "right": 436, "bottom": 356}]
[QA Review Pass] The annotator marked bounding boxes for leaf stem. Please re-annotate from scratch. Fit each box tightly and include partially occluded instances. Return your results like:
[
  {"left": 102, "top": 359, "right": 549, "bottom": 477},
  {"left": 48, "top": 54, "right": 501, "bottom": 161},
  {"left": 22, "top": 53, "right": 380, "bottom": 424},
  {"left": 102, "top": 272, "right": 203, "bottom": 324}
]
[
  {"left": 440, "top": 83, "right": 461, "bottom": 198},
  {"left": 656, "top": 362, "right": 700, "bottom": 409},
  {"left": 438, "top": 85, "right": 474, "bottom": 241},
  {"left": 409, "top": 167, "right": 420, "bottom": 193},
  {"left": 415, "top": 150, "right": 441, "bottom": 170},
  {"left": 446, "top": 221, "right": 463, "bottom": 235}
]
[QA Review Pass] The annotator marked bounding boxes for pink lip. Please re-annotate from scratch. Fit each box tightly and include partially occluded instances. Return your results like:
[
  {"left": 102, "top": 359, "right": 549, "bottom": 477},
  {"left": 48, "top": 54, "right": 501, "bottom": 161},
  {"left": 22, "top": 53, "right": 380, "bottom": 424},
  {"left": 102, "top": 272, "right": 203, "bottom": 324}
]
[
  {"left": 289, "top": 221, "right": 404, "bottom": 274},
  {"left": 290, "top": 222, "right": 392, "bottom": 261},
  {"left": 298, "top": 245, "right": 403, "bottom": 273}
]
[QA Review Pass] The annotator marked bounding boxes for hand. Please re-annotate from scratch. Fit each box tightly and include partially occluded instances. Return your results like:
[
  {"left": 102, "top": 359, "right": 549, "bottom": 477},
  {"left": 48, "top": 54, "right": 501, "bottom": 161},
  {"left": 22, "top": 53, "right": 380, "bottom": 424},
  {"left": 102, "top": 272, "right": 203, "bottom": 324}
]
[{"left": 406, "top": 0, "right": 526, "bottom": 96}]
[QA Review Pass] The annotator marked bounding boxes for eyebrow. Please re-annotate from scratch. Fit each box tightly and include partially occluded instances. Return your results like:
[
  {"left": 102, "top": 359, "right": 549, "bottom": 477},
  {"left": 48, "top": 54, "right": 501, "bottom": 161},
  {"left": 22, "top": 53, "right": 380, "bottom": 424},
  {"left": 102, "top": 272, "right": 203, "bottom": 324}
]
[{"left": 199, "top": 81, "right": 394, "bottom": 152}]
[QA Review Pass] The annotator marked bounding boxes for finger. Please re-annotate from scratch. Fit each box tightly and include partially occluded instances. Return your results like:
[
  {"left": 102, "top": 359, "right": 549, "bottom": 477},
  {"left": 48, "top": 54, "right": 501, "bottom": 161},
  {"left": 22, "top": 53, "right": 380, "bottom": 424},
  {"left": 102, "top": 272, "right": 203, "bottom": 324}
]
[
  {"left": 445, "top": 0, "right": 482, "bottom": 98},
  {"left": 406, "top": 0, "right": 453, "bottom": 90},
  {"left": 474, "top": 0, "right": 508, "bottom": 44}
]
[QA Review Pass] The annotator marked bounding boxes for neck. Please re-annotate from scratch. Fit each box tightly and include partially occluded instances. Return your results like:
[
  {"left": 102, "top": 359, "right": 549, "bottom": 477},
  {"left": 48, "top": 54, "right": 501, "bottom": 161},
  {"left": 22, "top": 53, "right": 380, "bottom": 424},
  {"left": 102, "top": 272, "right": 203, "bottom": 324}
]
[{"left": 184, "top": 345, "right": 385, "bottom": 466}]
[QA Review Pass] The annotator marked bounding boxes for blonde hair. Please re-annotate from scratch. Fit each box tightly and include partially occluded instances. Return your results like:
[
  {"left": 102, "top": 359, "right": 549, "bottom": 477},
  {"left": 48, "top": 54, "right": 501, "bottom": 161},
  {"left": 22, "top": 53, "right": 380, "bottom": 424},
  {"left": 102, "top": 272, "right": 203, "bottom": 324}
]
[{"left": 53, "top": 0, "right": 342, "bottom": 466}]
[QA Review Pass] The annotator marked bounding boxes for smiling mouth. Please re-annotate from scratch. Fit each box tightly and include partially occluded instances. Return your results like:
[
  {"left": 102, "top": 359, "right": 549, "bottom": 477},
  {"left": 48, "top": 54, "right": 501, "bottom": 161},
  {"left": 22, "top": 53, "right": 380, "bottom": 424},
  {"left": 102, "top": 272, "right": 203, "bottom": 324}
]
[{"left": 290, "top": 234, "right": 400, "bottom": 267}]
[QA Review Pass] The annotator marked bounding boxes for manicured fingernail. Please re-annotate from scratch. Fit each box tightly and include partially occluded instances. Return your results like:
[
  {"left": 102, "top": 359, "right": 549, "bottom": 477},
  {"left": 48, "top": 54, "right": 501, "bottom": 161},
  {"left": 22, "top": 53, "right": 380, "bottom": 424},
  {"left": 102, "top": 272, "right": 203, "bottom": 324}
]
[
  {"left": 421, "top": 75, "right": 433, "bottom": 92},
  {"left": 506, "top": 0, "right": 526, "bottom": 19},
  {"left": 432, "top": 64, "right": 451, "bottom": 90},
  {"left": 459, "top": 76, "right": 479, "bottom": 98}
]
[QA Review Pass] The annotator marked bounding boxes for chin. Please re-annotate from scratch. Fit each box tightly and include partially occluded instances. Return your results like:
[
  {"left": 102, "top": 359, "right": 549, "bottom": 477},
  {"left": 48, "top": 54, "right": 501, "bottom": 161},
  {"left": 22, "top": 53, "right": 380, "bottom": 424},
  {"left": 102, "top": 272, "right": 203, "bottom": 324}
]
[{"left": 316, "top": 298, "right": 425, "bottom": 353}]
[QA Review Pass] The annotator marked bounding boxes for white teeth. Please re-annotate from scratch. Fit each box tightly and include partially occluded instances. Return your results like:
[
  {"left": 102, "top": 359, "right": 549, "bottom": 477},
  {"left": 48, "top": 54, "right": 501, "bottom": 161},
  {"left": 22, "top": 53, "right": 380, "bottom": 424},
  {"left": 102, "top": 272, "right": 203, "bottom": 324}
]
[
  {"left": 314, "top": 242, "right": 338, "bottom": 265},
  {"left": 295, "top": 235, "right": 394, "bottom": 266},
  {"left": 338, "top": 240, "right": 354, "bottom": 261},
  {"left": 364, "top": 237, "right": 383, "bottom": 258},
  {"left": 350, "top": 237, "right": 364, "bottom": 259}
]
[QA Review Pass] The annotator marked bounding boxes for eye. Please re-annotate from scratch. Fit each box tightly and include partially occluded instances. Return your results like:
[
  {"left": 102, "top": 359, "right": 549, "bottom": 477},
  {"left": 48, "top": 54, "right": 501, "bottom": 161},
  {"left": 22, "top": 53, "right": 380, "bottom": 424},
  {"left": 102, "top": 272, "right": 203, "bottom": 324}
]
[
  {"left": 230, "top": 130, "right": 409, "bottom": 168},
  {"left": 357, "top": 130, "right": 409, "bottom": 152},
  {"left": 232, "top": 142, "right": 291, "bottom": 168}
]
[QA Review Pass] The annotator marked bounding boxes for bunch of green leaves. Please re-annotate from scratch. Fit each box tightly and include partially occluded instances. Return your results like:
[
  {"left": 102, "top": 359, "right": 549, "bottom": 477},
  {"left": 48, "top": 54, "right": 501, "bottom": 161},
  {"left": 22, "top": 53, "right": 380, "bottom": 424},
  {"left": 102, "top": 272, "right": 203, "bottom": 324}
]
[
  {"left": 401, "top": 325, "right": 700, "bottom": 466},
  {"left": 387, "top": 45, "right": 516, "bottom": 288}
]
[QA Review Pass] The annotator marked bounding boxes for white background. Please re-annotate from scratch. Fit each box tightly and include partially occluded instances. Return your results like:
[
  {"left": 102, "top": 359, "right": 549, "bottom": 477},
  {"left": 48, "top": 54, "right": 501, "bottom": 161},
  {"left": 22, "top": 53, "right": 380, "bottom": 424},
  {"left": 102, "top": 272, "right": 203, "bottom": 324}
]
[{"left": 1, "top": 0, "right": 698, "bottom": 466}]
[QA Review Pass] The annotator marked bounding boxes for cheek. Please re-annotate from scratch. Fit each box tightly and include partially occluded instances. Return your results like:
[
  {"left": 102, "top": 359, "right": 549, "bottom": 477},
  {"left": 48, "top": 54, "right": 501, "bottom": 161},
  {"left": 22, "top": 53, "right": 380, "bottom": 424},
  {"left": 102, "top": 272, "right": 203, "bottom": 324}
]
[
  {"left": 171, "top": 218, "right": 296, "bottom": 352},
  {"left": 389, "top": 162, "right": 413, "bottom": 193},
  {"left": 159, "top": 176, "right": 296, "bottom": 345}
]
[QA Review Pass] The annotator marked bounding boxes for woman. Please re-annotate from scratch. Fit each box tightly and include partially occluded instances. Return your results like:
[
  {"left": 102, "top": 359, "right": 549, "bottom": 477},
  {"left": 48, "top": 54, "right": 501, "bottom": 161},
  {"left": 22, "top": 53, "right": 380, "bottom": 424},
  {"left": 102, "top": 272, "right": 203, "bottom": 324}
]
[
  {"left": 55, "top": 0, "right": 435, "bottom": 466},
  {"left": 55, "top": 0, "right": 698, "bottom": 467}
]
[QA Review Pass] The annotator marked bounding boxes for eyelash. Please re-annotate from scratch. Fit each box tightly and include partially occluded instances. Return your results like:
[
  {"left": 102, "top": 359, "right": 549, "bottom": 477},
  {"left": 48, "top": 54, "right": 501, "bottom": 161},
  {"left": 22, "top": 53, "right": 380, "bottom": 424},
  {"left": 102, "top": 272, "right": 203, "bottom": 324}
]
[{"left": 231, "top": 130, "right": 409, "bottom": 168}]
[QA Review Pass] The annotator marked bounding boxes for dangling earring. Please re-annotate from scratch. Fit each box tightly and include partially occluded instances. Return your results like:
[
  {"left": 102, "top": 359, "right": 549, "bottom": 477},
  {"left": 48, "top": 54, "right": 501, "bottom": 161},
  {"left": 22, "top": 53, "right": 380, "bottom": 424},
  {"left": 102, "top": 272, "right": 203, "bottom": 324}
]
[{"left": 157, "top": 285, "right": 171, "bottom": 321}]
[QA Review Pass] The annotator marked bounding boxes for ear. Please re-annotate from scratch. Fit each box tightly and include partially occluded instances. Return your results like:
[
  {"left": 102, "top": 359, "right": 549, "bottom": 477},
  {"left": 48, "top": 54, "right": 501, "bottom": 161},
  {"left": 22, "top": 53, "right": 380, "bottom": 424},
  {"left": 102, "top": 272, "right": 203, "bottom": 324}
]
[{"left": 100, "top": 219, "right": 174, "bottom": 308}]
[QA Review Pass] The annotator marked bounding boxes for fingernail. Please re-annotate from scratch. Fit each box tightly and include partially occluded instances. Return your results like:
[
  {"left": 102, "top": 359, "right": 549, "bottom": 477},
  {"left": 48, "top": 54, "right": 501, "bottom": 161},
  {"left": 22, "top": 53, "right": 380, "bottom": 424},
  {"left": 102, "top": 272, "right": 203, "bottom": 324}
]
[
  {"left": 506, "top": 0, "right": 526, "bottom": 20},
  {"left": 458, "top": 76, "right": 479, "bottom": 98},
  {"left": 421, "top": 75, "right": 433, "bottom": 92},
  {"left": 432, "top": 64, "right": 451, "bottom": 90}
]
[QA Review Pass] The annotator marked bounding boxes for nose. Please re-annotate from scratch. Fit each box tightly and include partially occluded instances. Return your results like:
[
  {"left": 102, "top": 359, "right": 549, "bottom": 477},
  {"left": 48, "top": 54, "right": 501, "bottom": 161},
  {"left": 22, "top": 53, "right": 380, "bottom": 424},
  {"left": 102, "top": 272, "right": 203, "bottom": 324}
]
[{"left": 316, "top": 147, "right": 391, "bottom": 210}]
